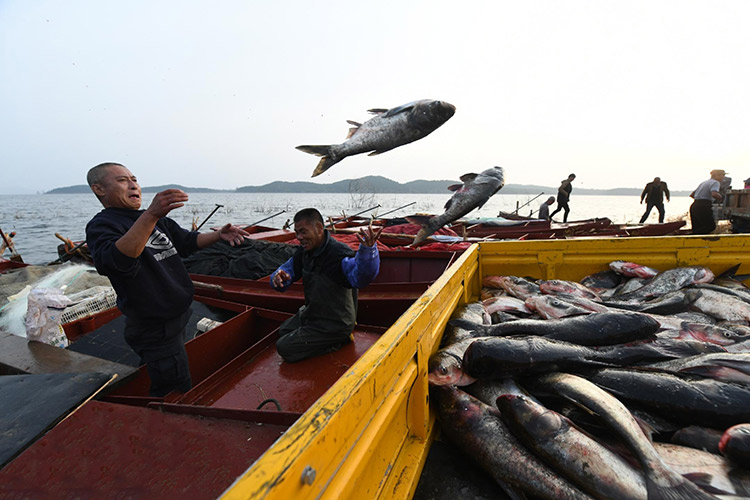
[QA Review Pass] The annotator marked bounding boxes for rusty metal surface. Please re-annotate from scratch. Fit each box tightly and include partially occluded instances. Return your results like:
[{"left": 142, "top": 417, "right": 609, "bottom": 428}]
[
  {"left": 0, "top": 372, "right": 113, "bottom": 468},
  {"left": 178, "top": 327, "right": 384, "bottom": 413},
  {"left": 0, "top": 400, "right": 289, "bottom": 499}
]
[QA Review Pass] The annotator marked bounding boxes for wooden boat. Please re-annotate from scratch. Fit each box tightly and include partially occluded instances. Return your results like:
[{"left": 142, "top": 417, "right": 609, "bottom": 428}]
[
  {"left": 4, "top": 234, "right": 749, "bottom": 498},
  {"left": 0, "top": 257, "right": 27, "bottom": 273},
  {"left": 190, "top": 250, "right": 461, "bottom": 328}
]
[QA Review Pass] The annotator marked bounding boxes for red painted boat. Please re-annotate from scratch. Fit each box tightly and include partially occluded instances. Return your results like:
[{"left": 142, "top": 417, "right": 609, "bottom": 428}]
[
  {"left": 1, "top": 298, "right": 387, "bottom": 499},
  {"left": 190, "top": 249, "right": 460, "bottom": 327},
  {"left": 0, "top": 257, "right": 27, "bottom": 273}
]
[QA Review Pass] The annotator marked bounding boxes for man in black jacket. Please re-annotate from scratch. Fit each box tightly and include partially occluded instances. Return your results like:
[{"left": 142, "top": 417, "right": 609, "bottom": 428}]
[
  {"left": 85, "top": 162, "right": 248, "bottom": 396},
  {"left": 639, "top": 177, "right": 670, "bottom": 223}
]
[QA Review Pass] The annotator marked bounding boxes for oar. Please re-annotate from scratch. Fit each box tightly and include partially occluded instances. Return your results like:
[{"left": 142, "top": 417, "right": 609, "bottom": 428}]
[
  {"left": 508, "top": 192, "right": 544, "bottom": 216},
  {"left": 377, "top": 201, "right": 416, "bottom": 219},
  {"left": 325, "top": 204, "right": 381, "bottom": 228},
  {"left": 195, "top": 204, "right": 224, "bottom": 231},
  {"left": 242, "top": 210, "right": 287, "bottom": 231}
]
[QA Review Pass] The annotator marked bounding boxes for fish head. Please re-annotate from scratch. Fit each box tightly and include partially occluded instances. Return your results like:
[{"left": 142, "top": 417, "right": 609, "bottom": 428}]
[
  {"left": 691, "top": 267, "right": 715, "bottom": 285},
  {"left": 681, "top": 322, "right": 746, "bottom": 346},
  {"left": 428, "top": 352, "right": 471, "bottom": 386},
  {"left": 525, "top": 295, "right": 580, "bottom": 319},
  {"left": 410, "top": 100, "right": 456, "bottom": 131},
  {"left": 482, "top": 166, "right": 505, "bottom": 186}
]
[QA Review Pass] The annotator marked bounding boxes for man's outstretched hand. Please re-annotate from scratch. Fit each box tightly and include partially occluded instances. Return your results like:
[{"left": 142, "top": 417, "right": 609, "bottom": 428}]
[
  {"left": 357, "top": 225, "right": 384, "bottom": 247},
  {"left": 218, "top": 223, "right": 250, "bottom": 247}
]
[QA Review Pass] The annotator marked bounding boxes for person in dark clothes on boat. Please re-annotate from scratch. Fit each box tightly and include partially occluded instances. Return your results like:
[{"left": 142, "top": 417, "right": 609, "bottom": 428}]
[
  {"left": 85, "top": 162, "right": 249, "bottom": 397},
  {"left": 270, "top": 208, "right": 383, "bottom": 363},
  {"left": 639, "top": 177, "right": 670, "bottom": 223},
  {"left": 538, "top": 196, "right": 556, "bottom": 221},
  {"left": 549, "top": 173, "right": 576, "bottom": 222},
  {"left": 689, "top": 169, "right": 726, "bottom": 235}
]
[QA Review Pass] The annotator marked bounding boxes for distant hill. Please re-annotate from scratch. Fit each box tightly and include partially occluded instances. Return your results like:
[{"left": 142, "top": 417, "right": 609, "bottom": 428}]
[{"left": 46, "top": 176, "right": 691, "bottom": 196}]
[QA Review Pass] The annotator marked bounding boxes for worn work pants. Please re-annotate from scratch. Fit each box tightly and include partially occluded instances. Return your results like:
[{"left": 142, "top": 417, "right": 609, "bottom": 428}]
[
  {"left": 690, "top": 199, "right": 716, "bottom": 235},
  {"left": 124, "top": 309, "right": 193, "bottom": 397},
  {"left": 276, "top": 307, "right": 353, "bottom": 363},
  {"left": 639, "top": 201, "right": 665, "bottom": 223},
  {"left": 550, "top": 201, "right": 570, "bottom": 223}
]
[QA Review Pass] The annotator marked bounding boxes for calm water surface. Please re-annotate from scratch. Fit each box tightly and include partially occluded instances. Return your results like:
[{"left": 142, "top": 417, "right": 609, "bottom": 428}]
[{"left": 0, "top": 192, "right": 693, "bottom": 265}]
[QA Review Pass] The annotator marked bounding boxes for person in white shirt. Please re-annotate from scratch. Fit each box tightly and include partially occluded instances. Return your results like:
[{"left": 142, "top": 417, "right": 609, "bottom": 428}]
[{"left": 689, "top": 169, "right": 725, "bottom": 234}]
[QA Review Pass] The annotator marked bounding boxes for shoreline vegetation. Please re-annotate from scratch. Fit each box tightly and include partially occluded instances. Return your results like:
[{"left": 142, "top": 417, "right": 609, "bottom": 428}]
[{"left": 44, "top": 175, "right": 691, "bottom": 197}]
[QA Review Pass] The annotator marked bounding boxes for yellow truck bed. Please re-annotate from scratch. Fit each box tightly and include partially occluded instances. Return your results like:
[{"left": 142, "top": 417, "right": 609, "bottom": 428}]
[{"left": 221, "top": 234, "right": 750, "bottom": 500}]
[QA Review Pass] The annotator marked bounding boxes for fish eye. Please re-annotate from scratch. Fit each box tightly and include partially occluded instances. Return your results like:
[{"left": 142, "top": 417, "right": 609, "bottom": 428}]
[
  {"left": 439, "top": 366, "right": 448, "bottom": 375},
  {"left": 724, "top": 332, "right": 732, "bottom": 338}
]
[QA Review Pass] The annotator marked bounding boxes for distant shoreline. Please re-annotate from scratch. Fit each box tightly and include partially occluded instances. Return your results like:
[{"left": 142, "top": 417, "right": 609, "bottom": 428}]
[{"left": 43, "top": 175, "right": 692, "bottom": 197}]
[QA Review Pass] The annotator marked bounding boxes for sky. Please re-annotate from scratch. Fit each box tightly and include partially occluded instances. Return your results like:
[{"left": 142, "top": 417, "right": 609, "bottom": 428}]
[{"left": 2, "top": 0, "right": 749, "bottom": 194}]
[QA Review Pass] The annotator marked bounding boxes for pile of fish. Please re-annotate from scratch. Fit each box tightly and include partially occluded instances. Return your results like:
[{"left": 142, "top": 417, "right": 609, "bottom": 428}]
[{"left": 429, "top": 261, "right": 750, "bottom": 499}]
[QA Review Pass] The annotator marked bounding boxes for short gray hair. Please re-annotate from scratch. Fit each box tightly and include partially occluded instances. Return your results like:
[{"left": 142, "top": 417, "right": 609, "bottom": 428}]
[{"left": 87, "top": 162, "right": 124, "bottom": 186}]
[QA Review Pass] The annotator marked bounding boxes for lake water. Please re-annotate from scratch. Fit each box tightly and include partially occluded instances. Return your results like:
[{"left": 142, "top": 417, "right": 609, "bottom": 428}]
[{"left": 0, "top": 192, "right": 694, "bottom": 265}]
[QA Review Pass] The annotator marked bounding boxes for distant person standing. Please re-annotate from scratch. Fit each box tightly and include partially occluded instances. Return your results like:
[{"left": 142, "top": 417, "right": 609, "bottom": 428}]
[
  {"left": 638, "top": 177, "right": 670, "bottom": 223},
  {"left": 538, "top": 196, "right": 555, "bottom": 221},
  {"left": 689, "top": 169, "right": 726, "bottom": 235},
  {"left": 549, "top": 174, "right": 576, "bottom": 222},
  {"left": 744, "top": 177, "right": 750, "bottom": 189}
]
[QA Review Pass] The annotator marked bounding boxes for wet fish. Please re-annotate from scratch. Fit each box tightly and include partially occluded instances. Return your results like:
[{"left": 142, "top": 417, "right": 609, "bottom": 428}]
[
  {"left": 671, "top": 425, "right": 723, "bottom": 454},
  {"left": 466, "top": 311, "right": 660, "bottom": 346},
  {"left": 410, "top": 166, "right": 505, "bottom": 246},
  {"left": 463, "top": 335, "right": 689, "bottom": 379},
  {"left": 719, "top": 423, "right": 750, "bottom": 466},
  {"left": 581, "top": 269, "right": 623, "bottom": 291},
  {"left": 610, "top": 260, "right": 660, "bottom": 279},
  {"left": 451, "top": 301, "right": 491, "bottom": 326},
  {"left": 669, "top": 323, "right": 750, "bottom": 347},
  {"left": 464, "top": 377, "right": 538, "bottom": 408},
  {"left": 495, "top": 393, "right": 647, "bottom": 500},
  {"left": 482, "top": 296, "right": 531, "bottom": 316},
  {"left": 525, "top": 294, "right": 592, "bottom": 319},
  {"left": 479, "top": 286, "right": 505, "bottom": 301},
  {"left": 646, "top": 353, "right": 750, "bottom": 384},
  {"left": 297, "top": 99, "right": 456, "bottom": 177},
  {"left": 441, "top": 313, "right": 483, "bottom": 347},
  {"left": 583, "top": 368, "right": 750, "bottom": 428},
  {"left": 431, "top": 385, "right": 593, "bottom": 500},
  {"left": 539, "top": 279, "right": 602, "bottom": 301},
  {"left": 686, "top": 289, "right": 750, "bottom": 323},
  {"left": 654, "top": 442, "right": 750, "bottom": 497},
  {"left": 604, "top": 289, "right": 694, "bottom": 315},
  {"left": 428, "top": 337, "right": 481, "bottom": 386},
  {"left": 538, "top": 372, "right": 717, "bottom": 500},
  {"left": 483, "top": 275, "right": 540, "bottom": 299},
  {"left": 616, "top": 266, "right": 714, "bottom": 301}
]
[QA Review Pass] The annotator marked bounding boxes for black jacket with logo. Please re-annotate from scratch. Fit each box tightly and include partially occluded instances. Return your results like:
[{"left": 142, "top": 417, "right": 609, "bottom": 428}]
[{"left": 86, "top": 207, "right": 199, "bottom": 322}]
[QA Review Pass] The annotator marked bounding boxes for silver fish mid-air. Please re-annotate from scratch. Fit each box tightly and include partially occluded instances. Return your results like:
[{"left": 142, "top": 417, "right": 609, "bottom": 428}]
[
  {"left": 296, "top": 99, "right": 456, "bottom": 177},
  {"left": 409, "top": 166, "right": 505, "bottom": 246}
]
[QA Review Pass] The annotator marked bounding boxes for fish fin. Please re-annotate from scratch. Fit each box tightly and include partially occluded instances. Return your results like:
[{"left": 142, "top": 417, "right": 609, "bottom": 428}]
[
  {"left": 405, "top": 215, "right": 432, "bottom": 226},
  {"left": 346, "top": 127, "right": 358, "bottom": 139},
  {"left": 312, "top": 156, "right": 341, "bottom": 177},
  {"left": 444, "top": 199, "right": 453, "bottom": 211},
  {"left": 647, "top": 475, "right": 728, "bottom": 499},
  {"left": 295, "top": 145, "right": 330, "bottom": 157},
  {"left": 717, "top": 263, "right": 742, "bottom": 278},
  {"left": 367, "top": 146, "right": 397, "bottom": 156},
  {"left": 346, "top": 120, "right": 362, "bottom": 127},
  {"left": 367, "top": 108, "right": 388, "bottom": 114},
  {"left": 459, "top": 173, "right": 478, "bottom": 184},
  {"left": 382, "top": 101, "right": 419, "bottom": 117},
  {"left": 447, "top": 183, "right": 463, "bottom": 192},
  {"left": 680, "top": 473, "right": 733, "bottom": 495}
]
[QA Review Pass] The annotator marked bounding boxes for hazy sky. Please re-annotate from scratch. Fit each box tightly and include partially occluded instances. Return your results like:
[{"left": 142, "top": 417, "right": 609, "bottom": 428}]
[{"left": 2, "top": 1, "right": 749, "bottom": 194}]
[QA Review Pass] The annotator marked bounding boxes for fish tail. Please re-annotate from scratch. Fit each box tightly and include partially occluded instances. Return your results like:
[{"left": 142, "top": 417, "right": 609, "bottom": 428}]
[
  {"left": 405, "top": 215, "right": 432, "bottom": 226},
  {"left": 411, "top": 227, "right": 433, "bottom": 247},
  {"left": 295, "top": 145, "right": 340, "bottom": 177},
  {"left": 646, "top": 476, "right": 718, "bottom": 500}
]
